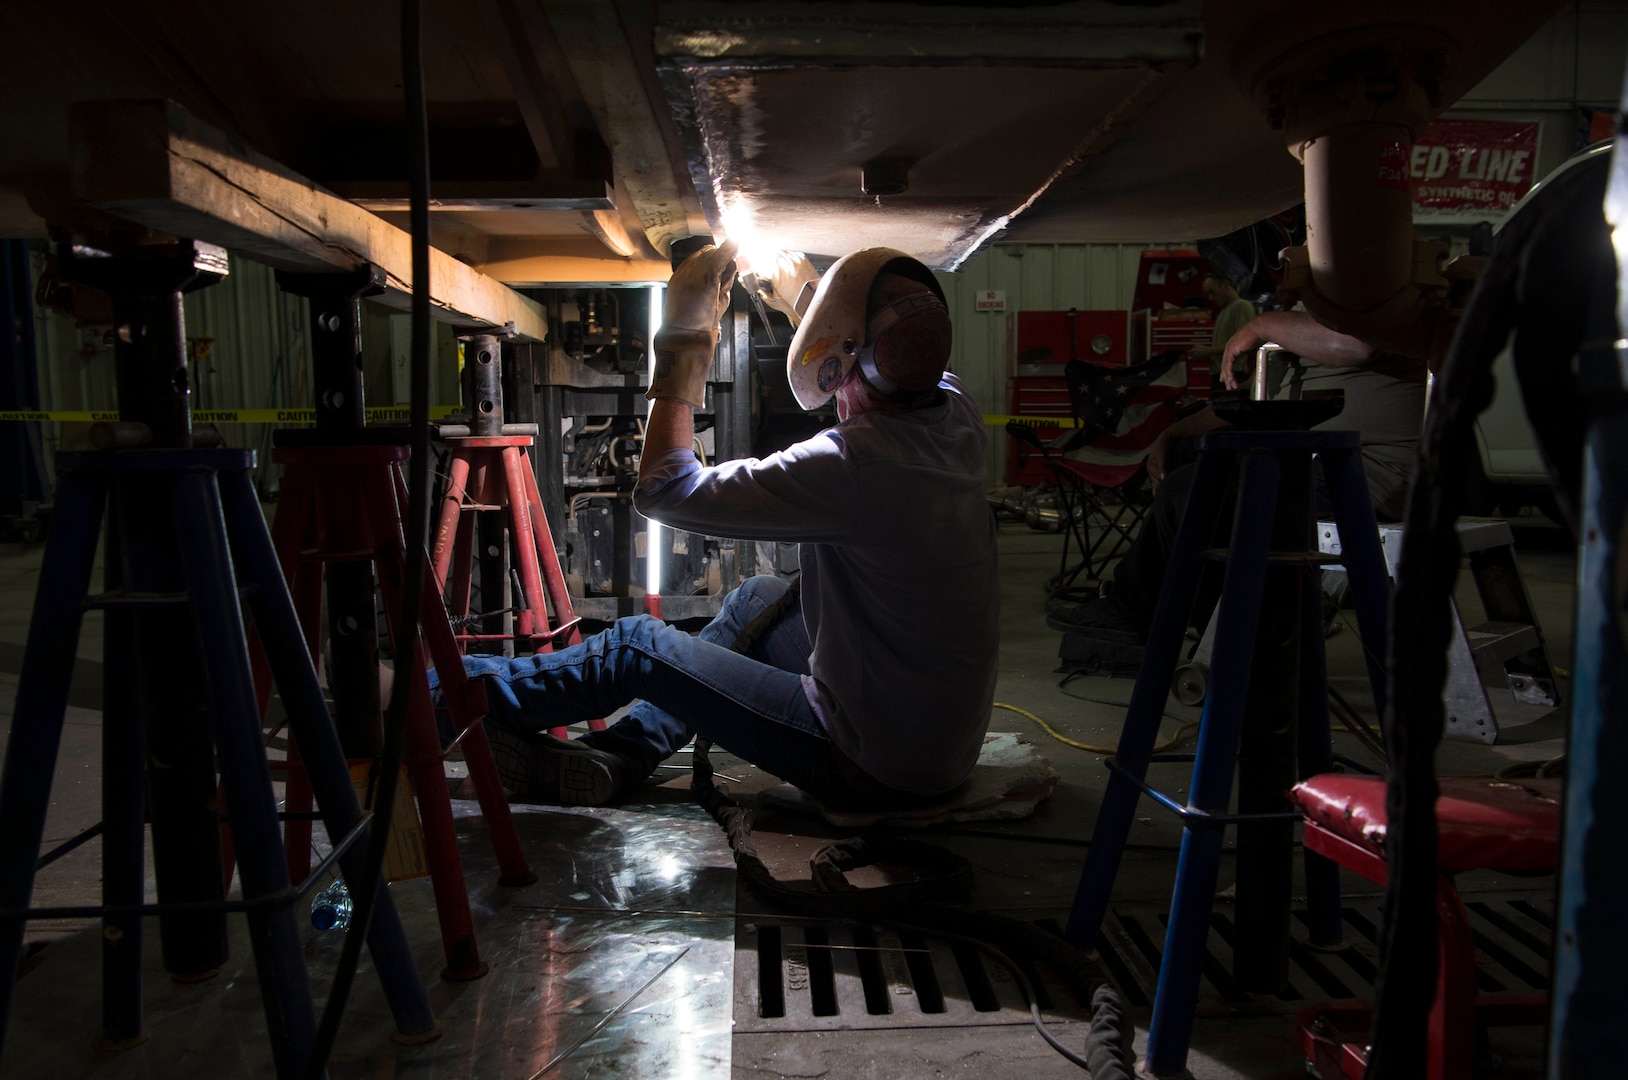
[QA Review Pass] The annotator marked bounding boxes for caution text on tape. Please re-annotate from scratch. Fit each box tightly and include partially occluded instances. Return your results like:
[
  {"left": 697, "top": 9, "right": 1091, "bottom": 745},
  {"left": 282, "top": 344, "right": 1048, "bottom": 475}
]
[{"left": 982, "top": 414, "right": 1081, "bottom": 429}]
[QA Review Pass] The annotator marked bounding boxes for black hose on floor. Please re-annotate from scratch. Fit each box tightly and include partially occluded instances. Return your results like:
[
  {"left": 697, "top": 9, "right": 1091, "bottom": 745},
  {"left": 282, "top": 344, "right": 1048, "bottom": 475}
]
[{"left": 1084, "top": 982, "right": 1136, "bottom": 1077}]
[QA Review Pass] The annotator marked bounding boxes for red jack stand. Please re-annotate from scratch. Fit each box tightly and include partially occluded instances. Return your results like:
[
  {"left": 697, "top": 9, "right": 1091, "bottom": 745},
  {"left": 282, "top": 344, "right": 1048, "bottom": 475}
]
[
  {"left": 431, "top": 330, "right": 604, "bottom": 740},
  {"left": 252, "top": 274, "right": 534, "bottom": 983},
  {"left": 264, "top": 444, "right": 536, "bottom": 979}
]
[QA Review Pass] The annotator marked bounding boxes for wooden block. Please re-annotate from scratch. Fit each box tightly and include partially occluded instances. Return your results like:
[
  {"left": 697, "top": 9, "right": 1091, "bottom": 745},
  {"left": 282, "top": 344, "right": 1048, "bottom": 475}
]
[
  {"left": 349, "top": 762, "right": 430, "bottom": 883},
  {"left": 68, "top": 100, "right": 549, "bottom": 342}
]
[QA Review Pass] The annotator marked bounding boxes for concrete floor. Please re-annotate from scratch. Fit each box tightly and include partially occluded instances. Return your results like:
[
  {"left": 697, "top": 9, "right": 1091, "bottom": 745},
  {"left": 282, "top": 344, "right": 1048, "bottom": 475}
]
[{"left": 0, "top": 503, "right": 1575, "bottom": 1078}]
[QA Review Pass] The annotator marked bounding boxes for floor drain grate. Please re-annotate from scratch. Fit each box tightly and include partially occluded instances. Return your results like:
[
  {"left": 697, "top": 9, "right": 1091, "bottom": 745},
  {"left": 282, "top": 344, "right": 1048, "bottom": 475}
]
[
  {"left": 1094, "top": 892, "right": 1553, "bottom": 1016},
  {"left": 734, "top": 919, "right": 1093, "bottom": 1032},
  {"left": 735, "top": 893, "right": 1552, "bottom": 1030}
]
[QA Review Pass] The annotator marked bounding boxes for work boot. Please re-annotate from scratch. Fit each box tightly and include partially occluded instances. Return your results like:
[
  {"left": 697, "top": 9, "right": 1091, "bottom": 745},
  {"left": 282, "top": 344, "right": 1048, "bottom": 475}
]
[
  {"left": 1056, "top": 630, "right": 1146, "bottom": 679},
  {"left": 1049, "top": 594, "right": 1148, "bottom": 678},
  {"left": 1044, "top": 594, "right": 1143, "bottom": 640},
  {"left": 484, "top": 724, "right": 630, "bottom": 806}
]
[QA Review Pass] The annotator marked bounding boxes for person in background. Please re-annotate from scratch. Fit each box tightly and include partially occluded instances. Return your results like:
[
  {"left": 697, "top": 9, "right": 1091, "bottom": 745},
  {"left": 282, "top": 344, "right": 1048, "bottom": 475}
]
[
  {"left": 1047, "top": 309, "right": 1426, "bottom": 675},
  {"left": 1187, "top": 273, "right": 1257, "bottom": 392},
  {"left": 448, "top": 243, "right": 1001, "bottom": 809}
]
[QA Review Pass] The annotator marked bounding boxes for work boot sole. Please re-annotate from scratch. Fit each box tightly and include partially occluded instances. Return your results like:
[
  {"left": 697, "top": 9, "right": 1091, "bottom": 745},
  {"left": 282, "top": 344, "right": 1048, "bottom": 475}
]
[
  {"left": 1045, "top": 614, "right": 1145, "bottom": 638},
  {"left": 1056, "top": 631, "right": 1146, "bottom": 679},
  {"left": 485, "top": 724, "right": 623, "bottom": 807}
]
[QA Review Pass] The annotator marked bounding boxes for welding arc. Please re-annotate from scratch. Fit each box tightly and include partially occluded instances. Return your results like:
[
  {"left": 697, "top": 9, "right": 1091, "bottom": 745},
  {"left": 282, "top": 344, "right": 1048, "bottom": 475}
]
[{"left": 301, "top": 1, "right": 436, "bottom": 1075}]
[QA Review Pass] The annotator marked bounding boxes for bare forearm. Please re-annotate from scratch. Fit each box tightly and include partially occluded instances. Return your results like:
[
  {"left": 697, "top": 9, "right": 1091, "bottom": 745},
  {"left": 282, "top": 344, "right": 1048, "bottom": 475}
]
[
  {"left": 1167, "top": 404, "right": 1229, "bottom": 441},
  {"left": 640, "top": 400, "right": 695, "bottom": 483},
  {"left": 1146, "top": 404, "right": 1228, "bottom": 491},
  {"left": 1243, "top": 311, "right": 1376, "bottom": 367}
]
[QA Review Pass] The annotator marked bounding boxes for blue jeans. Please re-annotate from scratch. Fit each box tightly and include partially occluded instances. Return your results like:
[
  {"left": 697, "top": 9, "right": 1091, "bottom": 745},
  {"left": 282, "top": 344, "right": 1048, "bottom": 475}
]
[{"left": 459, "top": 576, "right": 903, "bottom": 806}]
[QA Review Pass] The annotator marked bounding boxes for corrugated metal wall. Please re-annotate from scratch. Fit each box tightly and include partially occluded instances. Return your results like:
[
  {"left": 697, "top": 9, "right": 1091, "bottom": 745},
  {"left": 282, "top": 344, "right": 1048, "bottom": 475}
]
[
  {"left": 935, "top": 241, "right": 1179, "bottom": 484},
  {"left": 32, "top": 246, "right": 118, "bottom": 418},
  {"left": 31, "top": 248, "right": 315, "bottom": 477},
  {"left": 182, "top": 255, "right": 313, "bottom": 418}
]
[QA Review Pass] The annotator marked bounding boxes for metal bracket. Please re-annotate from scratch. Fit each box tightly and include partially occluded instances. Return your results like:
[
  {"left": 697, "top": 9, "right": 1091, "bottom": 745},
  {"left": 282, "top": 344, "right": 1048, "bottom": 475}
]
[
  {"left": 276, "top": 265, "right": 388, "bottom": 436},
  {"left": 58, "top": 239, "right": 230, "bottom": 447}
]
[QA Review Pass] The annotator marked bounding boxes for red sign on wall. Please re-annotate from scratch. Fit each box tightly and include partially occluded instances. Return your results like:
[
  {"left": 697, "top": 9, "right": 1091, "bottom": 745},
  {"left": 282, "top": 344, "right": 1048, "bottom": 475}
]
[{"left": 1408, "top": 119, "right": 1540, "bottom": 214}]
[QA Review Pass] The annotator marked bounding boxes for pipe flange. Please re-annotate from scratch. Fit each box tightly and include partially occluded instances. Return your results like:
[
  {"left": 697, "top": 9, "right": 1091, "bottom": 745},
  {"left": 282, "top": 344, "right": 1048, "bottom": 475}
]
[
  {"left": 1237, "top": 26, "right": 1454, "bottom": 147},
  {"left": 1279, "top": 238, "right": 1452, "bottom": 356}
]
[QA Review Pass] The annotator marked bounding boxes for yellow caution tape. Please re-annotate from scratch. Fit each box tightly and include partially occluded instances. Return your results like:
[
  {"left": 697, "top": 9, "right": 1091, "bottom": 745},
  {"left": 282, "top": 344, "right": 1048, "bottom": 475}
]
[
  {"left": 982, "top": 413, "right": 1081, "bottom": 429},
  {"left": 10, "top": 406, "right": 1060, "bottom": 429},
  {"left": 0, "top": 410, "right": 119, "bottom": 422},
  {"left": 0, "top": 406, "right": 460, "bottom": 424}
]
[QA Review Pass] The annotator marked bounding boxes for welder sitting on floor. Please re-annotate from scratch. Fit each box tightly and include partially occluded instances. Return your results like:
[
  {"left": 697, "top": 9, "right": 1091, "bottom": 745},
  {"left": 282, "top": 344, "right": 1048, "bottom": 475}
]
[
  {"left": 1047, "top": 308, "right": 1425, "bottom": 676},
  {"left": 435, "top": 243, "right": 1000, "bottom": 809}
]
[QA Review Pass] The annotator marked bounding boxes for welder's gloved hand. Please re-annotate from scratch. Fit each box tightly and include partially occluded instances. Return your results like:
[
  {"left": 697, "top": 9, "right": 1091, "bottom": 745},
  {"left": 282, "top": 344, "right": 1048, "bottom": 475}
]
[
  {"left": 648, "top": 241, "right": 739, "bottom": 410},
  {"left": 748, "top": 250, "right": 820, "bottom": 327}
]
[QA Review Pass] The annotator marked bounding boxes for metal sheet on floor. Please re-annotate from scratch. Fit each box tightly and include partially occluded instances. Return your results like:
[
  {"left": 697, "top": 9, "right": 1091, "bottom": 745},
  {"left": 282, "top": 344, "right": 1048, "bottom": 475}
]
[{"left": 1, "top": 799, "right": 736, "bottom": 1078}]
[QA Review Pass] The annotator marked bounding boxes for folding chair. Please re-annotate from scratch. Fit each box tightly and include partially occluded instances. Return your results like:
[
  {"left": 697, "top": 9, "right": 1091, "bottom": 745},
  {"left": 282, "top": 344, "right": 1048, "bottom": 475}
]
[{"left": 1007, "top": 350, "right": 1187, "bottom": 600}]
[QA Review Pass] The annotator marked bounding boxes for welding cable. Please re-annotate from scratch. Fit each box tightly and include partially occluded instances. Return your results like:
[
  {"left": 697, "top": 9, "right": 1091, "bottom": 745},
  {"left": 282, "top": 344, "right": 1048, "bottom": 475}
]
[
  {"left": 993, "top": 699, "right": 1198, "bottom": 755},
  {"left": 1324, "top": 602, "right": 1394, "bottom": 700},
  {"left": 692, "top": 738, "right": 1133, "bottom": 1074},
  {"left": 696, "top": 577, "right": 1132, "bottom": 1069},
  {"left": 1327, "top": 696, "right": 1387, "bottom": 764},
  {"left": 1055, "top": 672, "right": 1200, "bottom": 726},
  {"left": 881, "top": 916, "right": 1133, "bottom": 1076},
  {"left": 693, "top": 585, "right": 1131, "bottom": 1072},
  {"left": 302, "top": 0, "right": 436, "bottom": 1073},
  {"left": 1326, "top": 684, "right": 1387, "bottom": 763},
  {"left": 1364, "top": 143, "right": 1608, "bottom": 1074},
  {"left": 1493, "top": 754, "right": 1567, "bottom": 780},
  {"left": 1029, "top": 681, "right": 1383, "bottom": 763},
  {"left": 691, "top": 758, "right": 1135, "bottom": 1073}
]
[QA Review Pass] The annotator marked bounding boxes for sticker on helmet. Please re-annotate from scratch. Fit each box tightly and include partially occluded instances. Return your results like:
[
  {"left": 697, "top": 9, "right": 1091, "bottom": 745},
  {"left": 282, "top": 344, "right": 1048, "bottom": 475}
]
[
  {"left": 800, "top": 336, "right": 837, "bottom": 365},
  {"left": 816, "top": 356, "right": 843, "bottom": 391}
]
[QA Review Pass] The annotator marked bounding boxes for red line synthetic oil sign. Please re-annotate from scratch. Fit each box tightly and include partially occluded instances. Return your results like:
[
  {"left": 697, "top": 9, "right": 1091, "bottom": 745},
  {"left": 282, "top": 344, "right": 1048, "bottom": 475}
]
[{"left": 1407, "top": 119, "right": 1540, "bottom": 214}]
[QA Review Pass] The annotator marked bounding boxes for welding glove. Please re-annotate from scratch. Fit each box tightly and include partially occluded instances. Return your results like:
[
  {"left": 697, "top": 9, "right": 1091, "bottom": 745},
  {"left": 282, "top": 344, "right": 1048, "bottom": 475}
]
[
  {"left": 747, "top": 250, "right": 820, "bottom": 327},
  {"left": 648, "top": 241, "right": 739, "bottom": 410}
]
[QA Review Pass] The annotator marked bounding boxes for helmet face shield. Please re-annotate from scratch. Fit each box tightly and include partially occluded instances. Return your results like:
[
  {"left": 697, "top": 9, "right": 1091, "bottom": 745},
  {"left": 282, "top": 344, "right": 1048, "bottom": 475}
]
[{"left": 784, "top": 248, "right": 946, "bottom": 411}]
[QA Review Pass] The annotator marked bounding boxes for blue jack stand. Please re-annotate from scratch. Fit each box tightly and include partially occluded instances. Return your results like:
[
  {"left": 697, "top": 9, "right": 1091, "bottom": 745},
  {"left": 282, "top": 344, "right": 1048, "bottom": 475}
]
[
  {"left": 0, "top": 240, "right": 437, "bottom": 1076},
  {"left": 1065, "top": 428, "right": 1392, "bottom": 1077},
  {"left": 0, "top": 449, "right": 440, "bottom": 1072}
]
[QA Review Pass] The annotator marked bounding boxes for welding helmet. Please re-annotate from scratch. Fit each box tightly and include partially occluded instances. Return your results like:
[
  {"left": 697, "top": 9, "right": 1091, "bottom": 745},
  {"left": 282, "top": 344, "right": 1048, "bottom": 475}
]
[{"left": 784, "top": 248, "right": 949, "bottom": 411}]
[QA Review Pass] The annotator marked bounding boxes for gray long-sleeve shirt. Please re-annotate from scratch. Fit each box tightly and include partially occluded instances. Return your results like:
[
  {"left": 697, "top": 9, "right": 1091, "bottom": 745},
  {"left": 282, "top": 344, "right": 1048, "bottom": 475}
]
[{"left": 632, "top": 374, "right": 1000, "bottom": 795}]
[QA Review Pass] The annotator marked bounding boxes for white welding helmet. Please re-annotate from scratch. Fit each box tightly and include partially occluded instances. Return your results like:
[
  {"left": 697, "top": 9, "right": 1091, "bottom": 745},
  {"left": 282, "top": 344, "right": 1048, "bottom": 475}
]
[{"left": 784, "top": 247, "right": 948, "bottom": 411}]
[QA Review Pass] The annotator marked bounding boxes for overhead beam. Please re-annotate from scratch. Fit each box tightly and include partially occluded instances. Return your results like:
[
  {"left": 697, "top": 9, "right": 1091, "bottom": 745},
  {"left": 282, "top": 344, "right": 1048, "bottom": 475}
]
[
  {"left": 478, "top": 236, "right": 670, "bottom": 285},
  {"left": 65, "top": 99, "right": 550, "bottom": 342},
  {"left": 330, "top": 180, "right": 614, "bottom": 213},
  {"left": 471, "top": 0, "right": 661, "bottom": 261},
  {"left": 547, "top": 0, "right": 713, "bottom": 255},
  {"left": 473, "top": 0, "right": 577, "bottom": 173}
]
